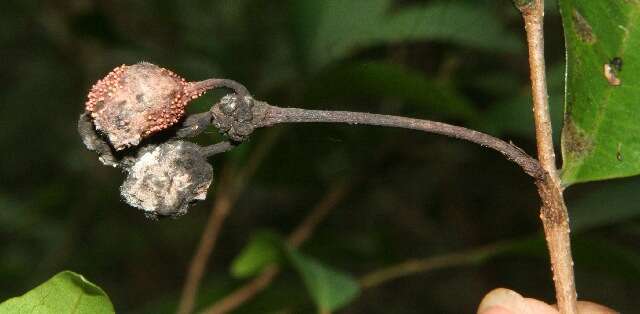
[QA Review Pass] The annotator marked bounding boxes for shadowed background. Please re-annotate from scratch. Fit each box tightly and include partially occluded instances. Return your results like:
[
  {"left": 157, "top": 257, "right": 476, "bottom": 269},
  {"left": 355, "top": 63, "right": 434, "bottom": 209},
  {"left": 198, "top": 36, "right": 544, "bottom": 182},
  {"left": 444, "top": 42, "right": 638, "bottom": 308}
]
[{"left": 1, "top": 0, "right": 638, "bottom": 313}]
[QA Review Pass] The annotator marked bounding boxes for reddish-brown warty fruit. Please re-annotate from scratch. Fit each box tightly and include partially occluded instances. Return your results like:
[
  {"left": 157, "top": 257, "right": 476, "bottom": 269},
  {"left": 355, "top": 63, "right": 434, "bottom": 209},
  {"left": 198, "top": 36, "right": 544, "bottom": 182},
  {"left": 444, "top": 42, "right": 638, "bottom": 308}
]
[{"left": 85, "top": 62, "right": 206, "bottom": 150}]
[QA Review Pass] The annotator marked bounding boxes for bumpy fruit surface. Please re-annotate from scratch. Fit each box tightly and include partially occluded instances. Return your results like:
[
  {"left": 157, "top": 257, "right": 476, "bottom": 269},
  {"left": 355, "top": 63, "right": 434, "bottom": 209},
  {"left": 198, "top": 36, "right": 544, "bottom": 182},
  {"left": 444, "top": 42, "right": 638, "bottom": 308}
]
[
  {"left": 120, "top": 141, "right": 213, "bottom": 217},
  {"left": 85, "top": 62, "right": 203, "bottom": 150}
]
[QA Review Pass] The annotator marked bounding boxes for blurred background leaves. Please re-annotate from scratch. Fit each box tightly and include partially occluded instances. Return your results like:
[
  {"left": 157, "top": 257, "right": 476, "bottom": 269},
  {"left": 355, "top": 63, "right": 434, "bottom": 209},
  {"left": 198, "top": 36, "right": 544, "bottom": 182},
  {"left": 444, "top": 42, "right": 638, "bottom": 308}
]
[{"left": 0, "top": 0, "right": 638, "bottom": 313}]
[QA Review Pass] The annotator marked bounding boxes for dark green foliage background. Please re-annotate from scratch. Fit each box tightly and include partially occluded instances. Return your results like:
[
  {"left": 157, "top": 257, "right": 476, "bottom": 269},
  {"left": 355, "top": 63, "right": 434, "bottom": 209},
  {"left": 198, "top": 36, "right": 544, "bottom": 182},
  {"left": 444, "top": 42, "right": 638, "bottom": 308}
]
[{"left": 0, "top": 0, "right": 638, "bottom": 313}]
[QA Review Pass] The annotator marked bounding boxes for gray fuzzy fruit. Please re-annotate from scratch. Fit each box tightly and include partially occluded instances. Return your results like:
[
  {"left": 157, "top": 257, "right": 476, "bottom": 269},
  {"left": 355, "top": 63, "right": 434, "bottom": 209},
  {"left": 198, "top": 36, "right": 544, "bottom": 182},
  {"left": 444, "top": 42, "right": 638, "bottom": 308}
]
[{"left": 120, "top": 141, "right": 213, "bottom": 218}]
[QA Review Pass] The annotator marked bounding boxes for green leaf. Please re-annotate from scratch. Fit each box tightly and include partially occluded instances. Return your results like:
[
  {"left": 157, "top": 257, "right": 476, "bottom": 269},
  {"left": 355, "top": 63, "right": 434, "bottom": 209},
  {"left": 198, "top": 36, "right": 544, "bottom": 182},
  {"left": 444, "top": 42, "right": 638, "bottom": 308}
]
[
  {"left": 479, "top": 64, "right": 565, "bottom": 138},
  {"left": 289, "top": 0, "right": 521, "bottom": 71},
  {"left": 231, "top": 230, "right": 359, "bottom": 311},
  {"left": 231, "top": 231, "right": 284, "bottom": 279},
  {"left": 231, "top": 230, "right": 360, "bottom": 311},
  {"left": 490, "top": 177, "right": 640, "bottom": 260},
  {"left": 379, "top": 2, "right": 520, "bottom": 52},
  {"left": 500, "top": 234, "right": 640, "bottom": 283},
  {"left": 569, "top": 178, "right": 640, "bottom": 231},
  {"left": 572, "top": 236, "right": 640, "bottom": 280},
  {"left": 287, "top": 250, "right": 360, "bottom": 312},
  {"left": 559, "top": 0, "right": 640, "bottom": 185},
  {"left": 306, "top": 61, "right": 476, "bottom": 120},
  {"left": 0, "top": 271, "right": 114, "bottom": 314}
]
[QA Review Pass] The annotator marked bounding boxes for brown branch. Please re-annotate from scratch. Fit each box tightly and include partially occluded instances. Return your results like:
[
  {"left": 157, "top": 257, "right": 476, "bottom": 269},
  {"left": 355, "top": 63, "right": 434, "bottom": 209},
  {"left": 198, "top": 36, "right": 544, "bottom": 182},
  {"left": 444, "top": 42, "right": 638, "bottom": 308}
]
[
  {"left": 516, "top": 1, "right": 578, "bottom": 313},
  {"left": 200, "top": 181, "right": 351, "bottom": 314},
  {"left": 203, "top": 266, "right": 280, "bottom": 314},
  {"left": 288, "top": 181, "right": 351, "bottom": 247},
  {"left": 176, "top": 131, "right": 279, "bottom": 314},
  {"left": 266, "top": 106, "right": 541, "bottom": 178},
  {"left": 185, "top": 78, "right": 250, "bottom": 100},
  {"left": 176, "top": 165, "right": 235, "bottom": 314},
  {"left": 201, "top": 141, "right": 236, "bottom": 157},
  {"left": 211, "top": 98, "right": 543, "bottom": 179},
  {"left": 519, "top": 1, "right": 557, "bottom": 176},
  {"left": 359, "top": 243, "right": 508, "bottom": 290}
]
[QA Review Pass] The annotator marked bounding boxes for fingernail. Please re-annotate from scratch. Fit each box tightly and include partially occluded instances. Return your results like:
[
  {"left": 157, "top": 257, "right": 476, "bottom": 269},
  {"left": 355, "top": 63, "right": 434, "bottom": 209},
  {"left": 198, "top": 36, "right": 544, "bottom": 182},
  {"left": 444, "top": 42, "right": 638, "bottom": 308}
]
[{"left": 477, "top": 288, "right": 525, "bottom": 314}]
